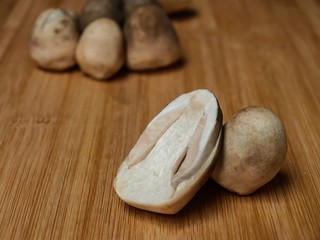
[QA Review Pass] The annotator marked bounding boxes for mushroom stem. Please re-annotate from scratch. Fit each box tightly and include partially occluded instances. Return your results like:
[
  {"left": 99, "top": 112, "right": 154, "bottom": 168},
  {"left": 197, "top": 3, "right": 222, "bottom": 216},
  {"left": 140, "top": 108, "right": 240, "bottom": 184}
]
[{"left": 123, "top": 0, "right": 181, "bottom": 70}]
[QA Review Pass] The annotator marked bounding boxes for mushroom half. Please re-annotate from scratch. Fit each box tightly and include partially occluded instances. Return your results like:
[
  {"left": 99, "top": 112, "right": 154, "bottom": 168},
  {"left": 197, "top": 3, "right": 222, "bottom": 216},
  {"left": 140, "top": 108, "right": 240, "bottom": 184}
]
[{"left": 114, "top": 89, "right": 222, "bottom": 214}]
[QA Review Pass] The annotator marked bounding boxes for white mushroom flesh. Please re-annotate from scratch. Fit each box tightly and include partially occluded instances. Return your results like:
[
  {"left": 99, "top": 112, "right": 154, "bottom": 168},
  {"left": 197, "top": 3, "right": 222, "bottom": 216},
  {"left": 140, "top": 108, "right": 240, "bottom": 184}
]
[{"left": 114, "top": 89, "right": 222, "bottom": 214}]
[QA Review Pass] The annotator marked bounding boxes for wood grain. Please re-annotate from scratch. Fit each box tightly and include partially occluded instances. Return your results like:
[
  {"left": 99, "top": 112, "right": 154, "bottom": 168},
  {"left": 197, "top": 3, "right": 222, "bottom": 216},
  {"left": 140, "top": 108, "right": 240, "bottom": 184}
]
[{"left": 0, "top": 0, "right": 320, "bottom": 239}]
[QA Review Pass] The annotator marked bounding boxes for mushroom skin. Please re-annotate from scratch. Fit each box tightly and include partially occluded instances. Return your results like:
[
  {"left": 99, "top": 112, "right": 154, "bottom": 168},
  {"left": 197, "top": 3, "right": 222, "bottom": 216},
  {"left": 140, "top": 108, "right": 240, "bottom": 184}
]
[
  {"left": 212, "top": 106, "right": 287, "bottom": 195},
  {"left": 79, "top": 0, "right": 122, "bottom": 31},
  {"left": 76, "top": 18, "right": 124, "bottom": 80},
  {"left": 77, "top": 0, "right": 125, "bottom": 80},
  {"left": 124, "top": 0, "right": 181, "bottom": 70}
]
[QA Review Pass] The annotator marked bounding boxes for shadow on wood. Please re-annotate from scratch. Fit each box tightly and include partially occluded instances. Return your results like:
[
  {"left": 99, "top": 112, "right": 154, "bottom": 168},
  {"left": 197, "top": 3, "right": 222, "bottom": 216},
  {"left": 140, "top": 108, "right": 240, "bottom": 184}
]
[
  {"left": 168, "top": 9, "right": 198, "bottom": 21},
  {"left": 254, "top": 170, "right": 292, "bottom": 197}
]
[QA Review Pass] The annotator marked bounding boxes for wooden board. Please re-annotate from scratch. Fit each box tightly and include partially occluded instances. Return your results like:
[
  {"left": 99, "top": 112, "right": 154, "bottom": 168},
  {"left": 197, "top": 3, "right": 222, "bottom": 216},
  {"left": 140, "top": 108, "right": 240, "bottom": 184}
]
[{"left": 0, "top": 0, "right": 319, "bottom": 238}]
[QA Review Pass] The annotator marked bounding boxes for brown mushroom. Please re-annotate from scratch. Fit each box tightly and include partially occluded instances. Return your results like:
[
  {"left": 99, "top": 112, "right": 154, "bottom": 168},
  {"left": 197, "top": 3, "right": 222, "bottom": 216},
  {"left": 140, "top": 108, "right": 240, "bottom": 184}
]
[
  {"left": 79, "top": 0, "right": 122, "bottom": 31},
  {"left": 124, "top": 0, "right": 181, "bottom": 70},
  {"left": 212, "top": 106, "right": 287, "bottom": 195}
]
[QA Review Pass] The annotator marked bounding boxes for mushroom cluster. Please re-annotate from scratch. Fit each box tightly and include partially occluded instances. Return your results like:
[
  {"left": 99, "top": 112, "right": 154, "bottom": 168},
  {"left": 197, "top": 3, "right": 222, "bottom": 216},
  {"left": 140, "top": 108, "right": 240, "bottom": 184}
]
[
  {"left": 30, "top": 0, "right": 192, "bottom": 80},
  {"left": 29, "top": 2, "right": 288, "bottom": 216}
]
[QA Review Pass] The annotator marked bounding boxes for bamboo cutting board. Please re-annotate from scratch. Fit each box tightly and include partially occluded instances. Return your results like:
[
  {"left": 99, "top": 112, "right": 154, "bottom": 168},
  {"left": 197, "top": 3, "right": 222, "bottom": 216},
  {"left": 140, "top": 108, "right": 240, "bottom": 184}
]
[{"left": 0, "top": 0, "right": 319, "bottom": 239}]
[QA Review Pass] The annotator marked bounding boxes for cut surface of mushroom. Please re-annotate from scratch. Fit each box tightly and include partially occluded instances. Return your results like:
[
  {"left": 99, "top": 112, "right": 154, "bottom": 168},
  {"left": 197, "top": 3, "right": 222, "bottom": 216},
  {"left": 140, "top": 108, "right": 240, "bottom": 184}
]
[
  {"left": 114, "top": 89, "right": 222, "bottom": 214},
  {"left": 79, "top": 0, "right": 122, "bottom": 31}
]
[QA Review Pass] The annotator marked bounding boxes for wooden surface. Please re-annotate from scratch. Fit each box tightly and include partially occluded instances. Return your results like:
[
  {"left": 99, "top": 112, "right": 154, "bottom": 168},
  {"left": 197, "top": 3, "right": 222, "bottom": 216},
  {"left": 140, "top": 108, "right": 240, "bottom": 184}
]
[{"left": 0, "top": 0, "right": 320, "bottom": 239}]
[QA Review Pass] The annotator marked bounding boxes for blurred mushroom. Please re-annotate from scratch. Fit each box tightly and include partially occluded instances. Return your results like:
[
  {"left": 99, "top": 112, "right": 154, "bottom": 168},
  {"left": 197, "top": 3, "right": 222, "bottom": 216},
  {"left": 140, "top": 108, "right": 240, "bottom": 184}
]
[{"left": 124, "top": 0, "right": 181, "bottom": 70}]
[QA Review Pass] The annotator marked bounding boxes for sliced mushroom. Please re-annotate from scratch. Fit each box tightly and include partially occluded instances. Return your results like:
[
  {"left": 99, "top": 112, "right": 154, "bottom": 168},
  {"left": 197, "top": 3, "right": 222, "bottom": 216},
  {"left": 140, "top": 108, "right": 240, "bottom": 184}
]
[{"left": 114, "top": 89, "right": 222, "bottom": 214}]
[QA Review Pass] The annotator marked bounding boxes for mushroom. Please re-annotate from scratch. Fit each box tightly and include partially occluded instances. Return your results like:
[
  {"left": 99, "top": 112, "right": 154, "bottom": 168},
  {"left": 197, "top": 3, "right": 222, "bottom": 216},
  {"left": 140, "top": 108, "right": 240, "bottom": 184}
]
[
  {"left": 114, "top": 89, "right": 223, "bottom": 214},
  {"left": 79, "top": 0, "right": 122, "bottom": 31},
  {"left": 212, "top": 106, "right": 287, "bottom": 195},
  {"left": 76, "top": 0, "right": 124, "bottom": 80},
  {"left": 123, "top": 0, "right": 181, "bottom": 70},
  {"left": 30, "top": 9, "right": 79, "bottom": 71}
]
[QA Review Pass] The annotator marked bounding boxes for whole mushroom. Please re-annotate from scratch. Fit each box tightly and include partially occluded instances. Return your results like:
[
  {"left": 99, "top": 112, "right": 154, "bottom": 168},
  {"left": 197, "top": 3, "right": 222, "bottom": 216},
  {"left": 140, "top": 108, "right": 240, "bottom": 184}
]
[
  {"left": 76, "top": 0, "right": 124, "bottom": 80},
  {"left": 124, "top": 0, "right": 181, "bottom": 70},
  {"left": 30, "top": 9, "right": 79, "bottom": 71},
  {"left": 212, "top": 106, "right": 287, "bottom": 195},
  {"left": 76, "top": 18, "right": 124, "bottom": 80}
]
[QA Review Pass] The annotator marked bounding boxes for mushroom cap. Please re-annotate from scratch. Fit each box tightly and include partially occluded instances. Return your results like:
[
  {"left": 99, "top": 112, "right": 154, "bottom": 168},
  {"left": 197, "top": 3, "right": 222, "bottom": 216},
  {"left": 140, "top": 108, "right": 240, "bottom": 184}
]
[
  {"left": 114, "top": 89, "right": 222, "bottom": 214},
  {"left": 30, "top": 9, "right": 79, "bottom": 70},
  {"left": 76, "top": 18, "right": 124, "bottom": 80},
  {"left": 212, "top": 106, "right": 287, "bottom": 195}
]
